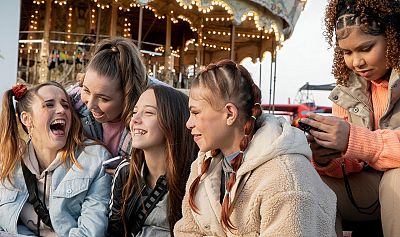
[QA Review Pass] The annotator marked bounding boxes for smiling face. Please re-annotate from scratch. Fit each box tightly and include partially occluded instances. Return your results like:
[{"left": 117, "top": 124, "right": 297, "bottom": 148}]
[
  {"left": 81, "top": 69, "right": 124, "bottom": 123},
  {"left": 186, "top": 87, "right": 234, "bottom": 153},
  {"left": 21, "top": 85, "right": 72, "bottom": 152},
  {"left": 129, "top": 89, "right": 165, "bottom": 152},
  {"left": 338, "top": 26, "right": 389, "bottom": 81}
]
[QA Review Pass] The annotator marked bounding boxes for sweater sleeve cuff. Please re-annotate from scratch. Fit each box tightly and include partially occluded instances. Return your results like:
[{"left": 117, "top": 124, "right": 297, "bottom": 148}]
[
  {"left": 312, "top": 158, "right": 343, "bottom": 177},
  {"left": 341, "top": 124, "right": 382, "bottom": 164}
]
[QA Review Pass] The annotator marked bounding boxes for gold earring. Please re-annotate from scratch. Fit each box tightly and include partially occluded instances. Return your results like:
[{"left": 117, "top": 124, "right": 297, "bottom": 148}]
[{"left": 28, "top": 126, "right": 34, "bottom": 140}]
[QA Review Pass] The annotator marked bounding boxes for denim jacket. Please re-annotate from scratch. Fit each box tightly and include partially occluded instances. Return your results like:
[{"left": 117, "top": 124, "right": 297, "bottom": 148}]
[{"left": 0, "top": 142, "right": 112, "bottom": 237}]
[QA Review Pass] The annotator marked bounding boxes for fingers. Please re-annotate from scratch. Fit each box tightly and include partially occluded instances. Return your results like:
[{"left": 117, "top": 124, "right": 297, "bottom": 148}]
[{"left": 306, "top": 134, "right": 315, "bottom": 143}]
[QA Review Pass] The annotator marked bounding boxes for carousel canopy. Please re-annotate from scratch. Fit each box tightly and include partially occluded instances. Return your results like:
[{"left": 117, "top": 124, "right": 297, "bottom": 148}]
[
  {"left": 18, "top": 0, "right": 307, "bottom": 85},
  {"left": 97, "top": 0, "right": 308, "bottom": 64}
]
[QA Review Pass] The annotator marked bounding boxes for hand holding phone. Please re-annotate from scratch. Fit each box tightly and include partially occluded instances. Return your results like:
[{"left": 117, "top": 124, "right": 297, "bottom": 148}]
[
  {"left": 102, "top": 156, "right": 125, "bottom": 170},
  {"left": 298, "top": 120, "right": 320, "bottom": 133}
]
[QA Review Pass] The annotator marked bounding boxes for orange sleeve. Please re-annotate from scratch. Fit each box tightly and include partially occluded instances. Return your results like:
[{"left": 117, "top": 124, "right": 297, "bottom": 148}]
[
  {"left": 342, "top": 125, "right": 400, "bottom": 170},
  {"left": 313, "top": 103, "right": 364, "bottom": 177}
]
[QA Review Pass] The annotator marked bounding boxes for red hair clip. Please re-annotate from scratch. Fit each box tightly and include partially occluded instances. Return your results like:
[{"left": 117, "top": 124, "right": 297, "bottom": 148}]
[{"left": 12, "top": 83, "right": 28, "bottom": 101}]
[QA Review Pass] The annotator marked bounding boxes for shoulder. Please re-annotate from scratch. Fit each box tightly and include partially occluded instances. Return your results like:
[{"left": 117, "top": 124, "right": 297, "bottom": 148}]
[
  {"left": 251, "top": 154, "right": 333, "bottom": 199},
  {"left": 113, "top": 159, "right": 130, "bottom": 183},
  {"left": 67, "top": 83, "right": 88, "bottom": 115},
  {"left": 148, "top": 76, "right": 170, "bottom": 87},
  {"left": 78, "top": 139, "right": 112, "bottom": 163}
]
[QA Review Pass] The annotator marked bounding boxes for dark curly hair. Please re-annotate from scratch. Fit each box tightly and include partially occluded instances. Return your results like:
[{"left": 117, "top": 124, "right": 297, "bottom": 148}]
[{"left": 324, "top": 0, "right": 400, "bottom": 85}]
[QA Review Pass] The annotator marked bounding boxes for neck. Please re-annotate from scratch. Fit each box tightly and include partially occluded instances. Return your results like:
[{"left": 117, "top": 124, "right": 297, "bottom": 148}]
[
  {"left": 221, "top": 127, "right": 245, "bottom": 157},
  {"left": 30, "top": 141, "right": 57, "bottom": 171},
  {"left": 143, "top": 146, "right": 167, "bottom": 188}
]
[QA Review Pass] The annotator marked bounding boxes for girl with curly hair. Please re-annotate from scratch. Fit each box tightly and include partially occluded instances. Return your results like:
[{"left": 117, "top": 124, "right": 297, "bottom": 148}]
[{"left": 299, "top": 0, "right": 400, "bottom": 236}]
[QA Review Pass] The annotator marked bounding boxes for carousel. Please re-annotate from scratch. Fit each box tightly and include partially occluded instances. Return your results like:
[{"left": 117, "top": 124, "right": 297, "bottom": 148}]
[{"left": 18, "top": 0, "right": 307, "bottom": 88}]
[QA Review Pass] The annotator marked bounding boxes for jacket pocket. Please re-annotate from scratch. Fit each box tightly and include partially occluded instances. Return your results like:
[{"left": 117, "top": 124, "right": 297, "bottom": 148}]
[
  {"left": 52, "top": 177, "right": 90, "bottom": 198},
  {"left": 52, "top": 177, "right": 90, "bottom": 215},
  {"left": 0, "top": 188, "right": 18, "bottom": 205}
]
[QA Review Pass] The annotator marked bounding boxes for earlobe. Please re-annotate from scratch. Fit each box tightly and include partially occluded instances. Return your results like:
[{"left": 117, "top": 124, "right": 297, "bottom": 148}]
[{"left": 225, "top": 103, "right": 238, "bottom": 126}]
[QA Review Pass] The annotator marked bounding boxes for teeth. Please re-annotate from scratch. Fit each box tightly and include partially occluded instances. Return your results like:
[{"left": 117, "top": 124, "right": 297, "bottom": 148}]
[
  {"left": 133, "top": 129, "right": 146, "bottom": 136},
  {"left": 51, "top": 119, "right": 66, "bottom": 125}
]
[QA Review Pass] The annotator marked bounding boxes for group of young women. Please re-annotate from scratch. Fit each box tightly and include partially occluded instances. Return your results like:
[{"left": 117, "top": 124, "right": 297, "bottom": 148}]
[{"left": 0, "top": 0, "right": 399, "bottom": 236}]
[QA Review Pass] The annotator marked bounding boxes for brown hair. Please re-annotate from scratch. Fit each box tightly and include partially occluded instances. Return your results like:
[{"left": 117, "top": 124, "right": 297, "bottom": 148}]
[
  {"left": 86, "top": 37, "right": 148, "bottom": 126},
  {"left": 188, "top": 59, "right": 262, "bottom": 231},
  {"left": 120, "top": 85, "right": 197, "bottom": 236},
  {"left": 324, "top": 0, "right": 400, "bottom": 85},
  {"left": 0, "top": 81, "right": 85, "bottom": 184}
]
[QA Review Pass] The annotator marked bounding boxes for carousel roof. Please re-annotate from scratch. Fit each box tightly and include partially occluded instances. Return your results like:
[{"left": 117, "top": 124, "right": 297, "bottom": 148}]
[
  {"left": 84, "top": 0, "right": 307, "bottom": 64},
  {"left": 19, "top": 0, "right": 307, "bottom": 66}
]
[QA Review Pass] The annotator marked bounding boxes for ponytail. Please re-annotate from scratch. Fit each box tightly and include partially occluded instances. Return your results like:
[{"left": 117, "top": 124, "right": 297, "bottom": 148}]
[{"left": 0, "top": 88, "right": 27, "bottom": 184}]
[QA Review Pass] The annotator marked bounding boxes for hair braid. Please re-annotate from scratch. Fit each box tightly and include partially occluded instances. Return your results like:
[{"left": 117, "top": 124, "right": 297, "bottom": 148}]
[{"left": 220, "top": 68, "right": 262, "bottom": 231}]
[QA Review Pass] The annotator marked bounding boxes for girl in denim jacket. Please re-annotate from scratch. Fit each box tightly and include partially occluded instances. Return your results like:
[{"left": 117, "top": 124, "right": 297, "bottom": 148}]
[{"left": 0, "top": 81, "right": 112, "bottom": 236}]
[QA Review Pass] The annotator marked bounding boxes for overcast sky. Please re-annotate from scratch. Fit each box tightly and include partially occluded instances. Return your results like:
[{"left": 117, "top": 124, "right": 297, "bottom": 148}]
[{"left": 243, "top": 0, "right": 334, "bottom": 107}]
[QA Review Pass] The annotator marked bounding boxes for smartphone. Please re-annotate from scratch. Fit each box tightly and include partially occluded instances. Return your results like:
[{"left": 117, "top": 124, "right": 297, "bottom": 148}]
[
  {"left": 298, "top": 120, "right": 319, "bottom": 133},
  {"left": 102, "top": 156, "right": 125, "bottom": 169}
]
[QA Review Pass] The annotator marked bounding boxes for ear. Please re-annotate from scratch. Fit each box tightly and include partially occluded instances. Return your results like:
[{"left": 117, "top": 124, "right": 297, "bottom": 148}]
[
  {"left": 224, "top": 103, "right": 239, "bottom": 126},
  {"left": 20, "top": 111, "right": 33, "bottom": 128}
]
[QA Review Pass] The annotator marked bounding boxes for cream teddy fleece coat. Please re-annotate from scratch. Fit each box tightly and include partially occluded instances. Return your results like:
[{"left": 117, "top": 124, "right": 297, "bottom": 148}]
[{"left": 174, "top": 114, "right": 337, "bottom": 237}]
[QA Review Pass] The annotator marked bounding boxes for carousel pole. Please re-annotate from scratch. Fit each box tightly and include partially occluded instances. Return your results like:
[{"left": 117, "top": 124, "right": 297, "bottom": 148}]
[
  {"left": 230, "top": 24, "right": 235, "bottom": 61},
  {"left": 110, "top": 2, "right": 118, "bottom": 38},
  {"left": 268, "top": 39, "right": 275, "bottom": 113},
  {"left": 96, "top": 7, "right": 102, "bottom": 44},
  {"left": 164, "top": 14, "right": 172, "bottom": 85},
  {"left": 258, "top": 27, "right": 264, "bottom": 88},
  {"left": 26, "top": 49, "right": 30, "bottom": 83},
  {"left": 138, "top": 5, "right": 143, "bottom": 49},
  {"left": 38, "top": 0, "right": 52, "bottom": 83},
  {"left": 272, "top": 46, "right": 278, "bottom": 114},
  {"left": 179, "top": 34, "right": 185, "bottom": 88},
  {"left": 196, "top": 20, "right": 203, "bottom": 68}
]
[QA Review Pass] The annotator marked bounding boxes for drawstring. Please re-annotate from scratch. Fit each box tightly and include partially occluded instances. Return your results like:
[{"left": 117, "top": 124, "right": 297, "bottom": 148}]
[
  {"left": 37, "top": 171, "right": 49, "bottom": 237},
  {"left": 341, "top": 162, "right": 380, "bottom": 215}
]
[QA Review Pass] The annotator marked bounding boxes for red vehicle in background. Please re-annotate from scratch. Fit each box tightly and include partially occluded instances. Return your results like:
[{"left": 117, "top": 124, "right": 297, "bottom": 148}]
[{"left": 262, "top": 82, "right": 334, "bottom": 128}]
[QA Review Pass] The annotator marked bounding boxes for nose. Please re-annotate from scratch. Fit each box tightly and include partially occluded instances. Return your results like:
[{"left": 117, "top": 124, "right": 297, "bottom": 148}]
[
  {"left": 131, "top": 112, "right": 141, "bottom": 124},
  {"left": 186, "top": 115, "right": 194, "bottom": 130},
  {"left": 352, "top": 54, "right": 366, "bottom": 68},
  {"left": 85, "top": 95, "right": 97, "bottom": 110},
  {"left": 55, "top": 103, "right": 66, "bottom": 114}
]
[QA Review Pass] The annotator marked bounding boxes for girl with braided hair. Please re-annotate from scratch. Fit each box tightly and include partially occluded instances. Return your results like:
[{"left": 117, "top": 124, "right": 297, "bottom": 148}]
[
  {"left": 174, "top": 59, "right": 337, "bottom": 236},
  {"left": 299, "top": 0, "right": 400, "bottom": 236}
]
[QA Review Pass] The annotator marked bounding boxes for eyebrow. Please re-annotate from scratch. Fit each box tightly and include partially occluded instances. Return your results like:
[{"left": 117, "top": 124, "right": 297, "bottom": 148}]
[
  {"left": 43, "top": 98, "right": 69, "bottom": 103},
  {"left": 339, "top": 40, "right": 375, "bottom": 51},
  {"left": 82, "top": 85, "right": 112, "bottom": 99},
  {"left": 134, "top": 105, "right": 157, "bottom": 110}
]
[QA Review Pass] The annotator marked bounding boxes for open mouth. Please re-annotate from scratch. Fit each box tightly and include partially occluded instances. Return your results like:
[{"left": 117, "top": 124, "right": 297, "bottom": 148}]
[
  {"left": 50, "top": 119, "right": 66, "bottom": 136},
  {"left": 91, "top": 110, "right": 104, "bottom": 118},
  {"left": 133, "top": 129, "right": 147, "bottom": 136}
]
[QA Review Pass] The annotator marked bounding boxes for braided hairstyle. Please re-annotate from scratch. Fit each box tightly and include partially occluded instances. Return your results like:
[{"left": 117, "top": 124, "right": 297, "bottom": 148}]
[
  {"left": 324, "top": 0, "right": 400, "bottom": 85},
  {"left": 188, "top": 59, "right": 262, "bottom": 231}
]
